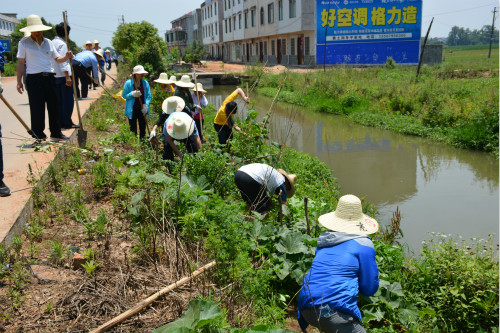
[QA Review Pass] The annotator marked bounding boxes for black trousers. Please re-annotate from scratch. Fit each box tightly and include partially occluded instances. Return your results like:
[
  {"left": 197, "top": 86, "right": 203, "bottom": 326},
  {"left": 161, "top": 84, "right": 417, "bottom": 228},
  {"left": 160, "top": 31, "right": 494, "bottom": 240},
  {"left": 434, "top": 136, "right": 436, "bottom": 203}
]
[
  {"left": 73, "top": 63, "right": 91, "bottom": 98},
  {"left": 163, "top": 137, "right": 199, "bottom": 161},
  {"left": 214, "top": 124, "right": 233, "bottom": 145},
  {"left": 128, "top": 108, "right": 146, "bottom": 139},
  {"left": 234, "top": 170, "right": 271, "bottom": 213},
  {"left": 25, "top": 73, "right": 62, "bottom": 139}
]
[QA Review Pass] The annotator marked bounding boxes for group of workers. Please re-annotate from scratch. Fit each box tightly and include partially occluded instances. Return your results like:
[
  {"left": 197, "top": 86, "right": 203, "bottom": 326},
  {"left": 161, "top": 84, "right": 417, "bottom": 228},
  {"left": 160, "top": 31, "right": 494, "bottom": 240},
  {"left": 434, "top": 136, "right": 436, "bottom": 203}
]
[
  {"left": 0, "top": 13, "right": 381, "bottom": 333},
  {"left": 124, "top": 65, "right": 380, "bottom": 333}
]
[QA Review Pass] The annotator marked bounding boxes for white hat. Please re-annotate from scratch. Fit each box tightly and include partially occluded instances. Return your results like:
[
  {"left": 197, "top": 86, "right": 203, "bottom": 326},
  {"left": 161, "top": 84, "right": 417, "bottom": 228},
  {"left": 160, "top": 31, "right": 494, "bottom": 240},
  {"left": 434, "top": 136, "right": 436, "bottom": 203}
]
[
  {"left": 92, "top": 39, "right": 100, "bottom": 45},
  {"left": 93, "top": 49, "right": 104, "bottom": 58},
  {"left": 318, "top": 195, "right": 379, "bottom": 235},
  {"left": 169, "top": 75, "right": 177, "bottom": 83},
  {"left": 20, "top": 15, "right": 52, "bottom": 33},
  {"left": 190, "top": 82, "right": 207, "bottom": 94},
  {"left": 277, "top": 169, "right": 297, "bottom": 198},
  {"left": 165, "top": 112, "right": 196, "bottom": 140},
  {"left": 83, "top": 40, "right": 93, "bottom": 48},
  {"left": 132, "top": 65, "right": 149, "bottom": 75},
  {"left": 105, "top": 49, "right": 111, "bottom": 53},
  {"left": 162, "top": 96, "right": 185, "bottom": 114},
  {"left": 176, "top": 75, "right": 195, "bottom": 88},
  {"left": 154, "top": 73, "right": 176, "bottom": 85}
]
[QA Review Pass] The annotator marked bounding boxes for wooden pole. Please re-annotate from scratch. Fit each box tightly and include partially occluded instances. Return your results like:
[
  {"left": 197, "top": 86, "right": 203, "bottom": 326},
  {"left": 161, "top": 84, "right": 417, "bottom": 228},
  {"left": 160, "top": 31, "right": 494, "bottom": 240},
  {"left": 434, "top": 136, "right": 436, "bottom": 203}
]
[
  {"left": 89, "top": 261, "right": 216, "bottom": 333},
  {"left": 192, "top": 71, "right": 203, "bottom": 140},
  {"left": 416, "top": 17, "right": 434, "bottom": 78},
  {"left": 488, "top": 7, "right": 497, "bottom": 59},
  {"left": 304, "top": 196, "right": 310, "bottom": 236}
]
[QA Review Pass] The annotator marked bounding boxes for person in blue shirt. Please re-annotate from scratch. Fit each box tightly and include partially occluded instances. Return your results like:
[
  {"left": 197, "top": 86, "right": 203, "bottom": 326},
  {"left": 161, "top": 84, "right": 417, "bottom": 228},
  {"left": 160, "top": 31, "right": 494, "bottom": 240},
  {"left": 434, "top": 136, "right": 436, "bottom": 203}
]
[
  {"left": 71, "top": 48, "right": 102, "bottom": 99},
  {"left": 122, "top": 65, "right": 151, "bottom": 139},
  {"left": 298, "top": 194, "right": 379, "bottom": 333},
  {"left": 0, "top": 43, "right": 10, "bottom": 196}
]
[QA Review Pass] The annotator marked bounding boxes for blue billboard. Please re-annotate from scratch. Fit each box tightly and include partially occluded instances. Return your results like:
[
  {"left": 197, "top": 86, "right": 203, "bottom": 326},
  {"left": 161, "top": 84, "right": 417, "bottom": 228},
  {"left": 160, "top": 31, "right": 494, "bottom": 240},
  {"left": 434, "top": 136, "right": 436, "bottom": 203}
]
[
  {"left": 316, "top": 0, "right": 423, "bottom": 65},
  {"left": 0, "top": 40, "right": 10, "bottom": 52}
]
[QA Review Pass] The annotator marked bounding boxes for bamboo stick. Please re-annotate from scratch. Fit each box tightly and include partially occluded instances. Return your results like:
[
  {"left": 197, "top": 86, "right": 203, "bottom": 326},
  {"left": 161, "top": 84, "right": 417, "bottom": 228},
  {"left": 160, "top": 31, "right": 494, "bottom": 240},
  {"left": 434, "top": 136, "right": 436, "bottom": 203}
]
[{"left": 89, "top": 261, "right": 216, "bottom": 333}]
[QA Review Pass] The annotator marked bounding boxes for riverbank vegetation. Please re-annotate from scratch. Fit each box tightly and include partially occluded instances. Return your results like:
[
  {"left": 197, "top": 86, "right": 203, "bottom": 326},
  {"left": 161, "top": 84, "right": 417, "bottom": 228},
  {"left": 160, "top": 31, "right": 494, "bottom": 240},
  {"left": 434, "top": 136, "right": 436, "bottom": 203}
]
[
  {"left": 248, "top": 47, "right": 499, "bottom": 155},
  {"left": 0, "top": 67, "right": 497, "bottom": 332}
]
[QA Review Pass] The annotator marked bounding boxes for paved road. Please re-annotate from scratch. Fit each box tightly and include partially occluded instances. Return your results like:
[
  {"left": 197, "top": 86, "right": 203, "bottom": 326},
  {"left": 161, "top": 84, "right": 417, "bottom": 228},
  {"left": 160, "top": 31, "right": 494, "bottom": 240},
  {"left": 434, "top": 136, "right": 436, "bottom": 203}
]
[{"left": 0, "top": 65, "right": 118, "bottom": 245}]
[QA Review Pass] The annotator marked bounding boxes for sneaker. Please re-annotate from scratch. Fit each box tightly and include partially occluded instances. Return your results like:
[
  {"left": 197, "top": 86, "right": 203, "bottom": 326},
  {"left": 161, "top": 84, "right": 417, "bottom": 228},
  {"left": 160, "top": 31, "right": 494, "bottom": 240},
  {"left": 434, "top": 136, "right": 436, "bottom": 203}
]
[
  {"left": 78, "top": 97, "right": 92, "bottom": 100},
  {"left": 0, "top": 180, "right": 11, "bottom": 197},
  {"left": 50, "top": 134, "right": 70, "bottom": 142}
]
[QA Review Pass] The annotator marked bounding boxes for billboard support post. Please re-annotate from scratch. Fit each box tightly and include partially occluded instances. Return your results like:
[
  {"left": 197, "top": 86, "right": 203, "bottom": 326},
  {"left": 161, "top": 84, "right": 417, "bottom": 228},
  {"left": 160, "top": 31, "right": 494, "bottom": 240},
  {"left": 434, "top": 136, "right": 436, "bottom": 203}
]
[{"left": 417, "top": 17, "right": 434, "bottom": 77}]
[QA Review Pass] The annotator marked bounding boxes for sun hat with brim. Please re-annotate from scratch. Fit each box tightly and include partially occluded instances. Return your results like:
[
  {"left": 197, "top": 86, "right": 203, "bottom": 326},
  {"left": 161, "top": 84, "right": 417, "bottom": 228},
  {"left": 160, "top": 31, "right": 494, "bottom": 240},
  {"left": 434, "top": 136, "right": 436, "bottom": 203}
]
[
  {"left": 155, "top": 72, "right": 176, "bottom": 85},
  {"left": 166, "top": 112, "right": 196, "bottom": 140},
  {"left": 176, "top": 75, "right": 195, "bottom": 88},
  {"left": 93, "top": 49, "right": 104, "bottom": 58},
  {"left": 162, "top": 96, "right": 185, "bottom": 115},
  {"left": 190, "top": 82, "right": 207, "bottom": 94},
  {"left": 277, "top": 169, "right": 297, "bottom": 198},
  {"left": 318, "top": 194, "right": 379, "bottom": 235},
  {"left": 20, "top": 15, "right": 52, "bottom": 33},
  {"left": 92, "top": 39, "right": 100, "bottom": 46},
  {"left": 132, "top": 65, "right": 149, "bottom": 75},
  {"left": 83, "top": 40, "right": 93, "bottom": 48},
  {"left": 169, "top": 76, "right": 177, "bottom": 83},
  {"left": 105, "top": 49, "right": 111, "bottom": 53}
]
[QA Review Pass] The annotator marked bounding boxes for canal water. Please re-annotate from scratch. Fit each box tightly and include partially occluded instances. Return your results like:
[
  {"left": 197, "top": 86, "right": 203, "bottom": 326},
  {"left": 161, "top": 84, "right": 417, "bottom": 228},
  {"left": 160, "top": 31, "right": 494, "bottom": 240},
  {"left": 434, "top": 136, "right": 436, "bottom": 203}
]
[{"left": 206, "top": 85, "right": 499, "bottom": 253}]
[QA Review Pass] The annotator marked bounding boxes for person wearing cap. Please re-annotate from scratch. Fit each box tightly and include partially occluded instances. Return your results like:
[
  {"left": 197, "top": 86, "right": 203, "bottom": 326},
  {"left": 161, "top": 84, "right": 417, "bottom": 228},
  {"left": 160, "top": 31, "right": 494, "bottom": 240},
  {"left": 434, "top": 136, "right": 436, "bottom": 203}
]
[
  {"left": 122, "top": 65, "right": 151, "bottom": 139},
  {"left": 0, "top": 43, "right": 10, "bottom": 196},
  {"left": 234, "top": 163, "right": 297, "bottom": 214},
  {"left": 213, "top": 88, "right": 250, "bottom": 145},
  {"left": 72, "top": 48, "right": 103, "bottom": 99},
  {"left": 83, "top": 41, "right": 93, "bottom": 51},
  {"left": 52, "top": 23, "right": 77, "bottom": 130},
  {"left": 174, "top": 75, "right": 195, "bottom": 115},
  {"left": 190, "top": 82, "right": 208, "bottom": 143},
  {"left": 162, "top": 111, "right": 201, "bottom": 162},
  {"left": 16, "top": 14, "right": 74, "bottom": 142},
  {"left": 297, "top": 194, "right": 379, "bottom": 333}
]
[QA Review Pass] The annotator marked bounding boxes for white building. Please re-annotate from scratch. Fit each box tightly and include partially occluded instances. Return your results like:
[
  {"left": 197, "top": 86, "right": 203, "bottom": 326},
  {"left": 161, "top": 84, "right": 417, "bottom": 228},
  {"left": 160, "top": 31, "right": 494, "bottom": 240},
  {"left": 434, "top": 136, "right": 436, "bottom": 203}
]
[
  {"left": 201, "top": 0, "right": 223, "bottom": 59},
  {"left": 0, "top": 13, "right": 19, "bottom": 40}
]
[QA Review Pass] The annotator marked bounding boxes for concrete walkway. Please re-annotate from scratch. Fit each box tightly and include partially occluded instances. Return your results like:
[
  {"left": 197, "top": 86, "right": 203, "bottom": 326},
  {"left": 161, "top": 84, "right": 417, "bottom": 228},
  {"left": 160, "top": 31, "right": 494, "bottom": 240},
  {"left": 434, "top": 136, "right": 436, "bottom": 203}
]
[{"left": 0, "top": 65, "right": 118, "bottom": 246}]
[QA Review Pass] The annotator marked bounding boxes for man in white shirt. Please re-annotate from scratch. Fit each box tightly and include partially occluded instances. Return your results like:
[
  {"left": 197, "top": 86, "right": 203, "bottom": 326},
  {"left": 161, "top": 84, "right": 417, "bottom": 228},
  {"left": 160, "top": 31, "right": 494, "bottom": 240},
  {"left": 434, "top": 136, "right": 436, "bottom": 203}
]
[
  {"left": 52, "top": 22, "right": 77, "bottom": 130},
  {"left": 16, "top": 15, "right": 73, "bottom": 141}
]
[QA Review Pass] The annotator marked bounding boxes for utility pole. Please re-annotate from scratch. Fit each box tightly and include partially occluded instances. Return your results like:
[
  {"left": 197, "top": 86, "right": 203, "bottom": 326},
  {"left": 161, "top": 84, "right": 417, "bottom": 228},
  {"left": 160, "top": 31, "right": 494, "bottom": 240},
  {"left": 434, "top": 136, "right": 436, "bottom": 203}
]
[
  {"left": 122, "top": 15, "right": 125, "bottom": 24},
  {"left": 488, "top": 7, "right": 497, "bottom": 59}
]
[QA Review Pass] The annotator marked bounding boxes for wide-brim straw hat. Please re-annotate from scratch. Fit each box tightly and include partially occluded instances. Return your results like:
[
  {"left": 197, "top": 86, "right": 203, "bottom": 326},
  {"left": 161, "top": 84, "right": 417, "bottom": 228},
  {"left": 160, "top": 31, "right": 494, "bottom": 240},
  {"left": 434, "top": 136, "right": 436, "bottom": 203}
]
[
  {"left": 162, "top": 96, "right": 185, "bottom": 115},
  {"left": 166, "top": 112, "right": 195, "bottom": 140},
  {"left": 318, "top": 195, "right": 379, "bottom": 235},
  {"left": 169, "top": 75, "right": 177, "bottom": 84},
  {"left": 105, "top": 49, "right": 111, "bottom": 53},
  {"left": 277, "top": 169, "right": 297, "bottom": 198},
  {"left": 93, "top": 49, "right": 104, "bottom": 58},
  {"left": 176, "top": 75, "right": 195, "bottom": 88},
  {"left": 132, "top": 65, "right": 148, "bottom": 75},
  {"left": 20, "top": 15, "right": 52, "bottom": 33},
  {"left": 155, "top": 72, "right": 176, "bottom": 85},
  {"left": 92, "top": 39, "right": 100, "bottom": 46},
  {"left": 83, "top": 40, "right": 93, "bottom": 48},
  {"left": 190, "top": 82, "right": 207, "bottom": 94}
]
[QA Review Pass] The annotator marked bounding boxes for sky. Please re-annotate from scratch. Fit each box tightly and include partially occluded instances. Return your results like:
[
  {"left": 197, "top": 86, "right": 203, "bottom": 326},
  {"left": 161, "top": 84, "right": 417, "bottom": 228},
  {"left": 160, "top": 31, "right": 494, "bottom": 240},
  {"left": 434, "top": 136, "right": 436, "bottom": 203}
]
[{"left": 2, "top": 0, "right": 498, "bottom": 49}]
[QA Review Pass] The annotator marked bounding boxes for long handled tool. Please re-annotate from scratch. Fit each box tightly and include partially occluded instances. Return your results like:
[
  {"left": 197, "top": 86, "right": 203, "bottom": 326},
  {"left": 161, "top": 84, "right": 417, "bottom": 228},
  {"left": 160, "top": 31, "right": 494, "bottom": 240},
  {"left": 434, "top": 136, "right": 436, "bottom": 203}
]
[
  {"left": 98, "top": 67, "right": 119, "bottom": 85},
  {"left": 63, "top": 11, "right": 87, "bottom": 147},
  {"left": 0, "top": 94, "right": 40, "bottom": 140},
  {"left": 86, "top": 72, "right": 122, "bottom": 101}
]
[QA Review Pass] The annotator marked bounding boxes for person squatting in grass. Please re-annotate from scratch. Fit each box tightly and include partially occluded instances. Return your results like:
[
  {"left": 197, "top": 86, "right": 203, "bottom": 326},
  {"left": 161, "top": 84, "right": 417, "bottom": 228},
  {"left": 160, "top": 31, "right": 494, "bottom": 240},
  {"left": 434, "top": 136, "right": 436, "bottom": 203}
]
[
  {"left": 162, "top": 111, "right": 202, "bottom": 162},
  {"left": 149, "top": 96, "right": 186, "bottom": 153},
  {"left": 213, "top": 87, "right": 250, "bottom": 145},
  {"left": 122, "top": 65, "right": 151, "bottom": 139},
  {"left": 16, "top": 14, "right": 74, "bottom": 142},
  {"left": 234, "top": 163, "right": 297, "bottom": 215},
  {"left": 297, "top": 194, "right": 379, "bottom": 333}
]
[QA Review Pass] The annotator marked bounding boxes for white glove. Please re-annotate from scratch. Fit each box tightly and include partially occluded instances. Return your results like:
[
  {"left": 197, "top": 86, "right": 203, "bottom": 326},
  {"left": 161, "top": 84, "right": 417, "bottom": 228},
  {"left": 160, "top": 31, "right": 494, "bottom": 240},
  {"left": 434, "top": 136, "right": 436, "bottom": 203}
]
[
  {"left": 193, "top": 104, "right": 201, "bottom": 110},
  {"left": 0, "top": 76, "right": 3, "bottom": 94},
  {"left": 131, "top": 90, "right": 142, "bottom": 98},
  {"left": 149, "top": 130, "right": 156, "bottom": 140},
  {"left": 141, "top": 104, "right": 148, "bottom": 115}
]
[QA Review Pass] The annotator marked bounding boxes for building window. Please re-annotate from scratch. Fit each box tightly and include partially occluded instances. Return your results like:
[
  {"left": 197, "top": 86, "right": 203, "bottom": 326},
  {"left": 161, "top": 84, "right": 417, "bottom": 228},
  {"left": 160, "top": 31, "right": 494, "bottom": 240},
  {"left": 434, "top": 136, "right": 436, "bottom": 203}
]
[
  {"left": 305, "top": 37, "right": 310, "bottom": 56},
  {"left": 256, "top": 42, "right": 258, "bottom": 55},
  {"left": 289, "top": 0, "right": 296, "bottom": 18},
  {"left": 229, "top": 18, "right": 232, "bottom": 32},
  {"left": 268, "top": 3, "right": 274, "bottom": 23},
  {"left": 225, "top": 19, "right": 227, "bottom": 33},
  {"left": 228, "top": 0, "right": 231, "bottom": 8},
  {"left": 291, "top": 38, "right": 295, "bottom": 55},
  {"left": 278, "top": 0, "right": 283, "bottom": 21},
  {"left": 239, "top": 14, "right": 242, "bottom": 29},
  {"left": 260, "top": 7, "right": 265, "bottom": 25},
  {"left": 251, "top": 9, "right": 256, "bottom": 27},
  {"left": 281, "top": 39, "right": 287, "bottom": 55},
  {"left": 271, "top": 40, "right": 275, "bottom": 56},
  {"left": 233, "top": 16, "right": 236, "bottom": 30},
  {"left": 224, "top": 0, "right": 227, "bottom": 11},
  {"left": 245, "top": 12, "right": 248, "bottom": 28},
  {"left": 215, "top": 23, "right": 217, "bottom": 35},
  {"left": 264, "top": 41, "right": 268, "bottom": 55}
]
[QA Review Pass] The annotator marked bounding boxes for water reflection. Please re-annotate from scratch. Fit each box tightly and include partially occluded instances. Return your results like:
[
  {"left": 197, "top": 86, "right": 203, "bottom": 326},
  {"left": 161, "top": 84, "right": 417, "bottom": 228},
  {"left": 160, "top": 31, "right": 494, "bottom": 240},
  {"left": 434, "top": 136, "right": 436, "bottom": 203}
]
[{"left": 208, "top": 85, "right": 499, "bottom": 251}]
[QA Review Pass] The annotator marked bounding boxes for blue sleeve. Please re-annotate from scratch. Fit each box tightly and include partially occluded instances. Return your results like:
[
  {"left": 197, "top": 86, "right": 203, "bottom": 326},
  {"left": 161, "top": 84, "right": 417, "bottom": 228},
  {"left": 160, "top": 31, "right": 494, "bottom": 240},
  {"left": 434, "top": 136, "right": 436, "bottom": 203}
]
[
  {"left": 143, "top": 80, "right": 151, "bottom": 105},
  {"left": 91, "top": 56, "right": 98, "bottom": 79},
  {"left": 275, "top": 183, "right": 287, "bottom": 203},
  {"left": 0, "top": 44, "right": 5, "bottom": 73},
  {"left": 122, "top": 80, "right": 134, "bottom": 100},
  {"left": 357, "top": 239, "right": 379, "bottom": 296}
]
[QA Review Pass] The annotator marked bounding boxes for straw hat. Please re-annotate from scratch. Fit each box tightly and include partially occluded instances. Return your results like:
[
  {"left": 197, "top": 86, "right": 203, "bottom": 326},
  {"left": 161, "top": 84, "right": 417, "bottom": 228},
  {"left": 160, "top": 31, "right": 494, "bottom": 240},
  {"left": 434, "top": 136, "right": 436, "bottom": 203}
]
[
  {"left": 165, "top": 112, "right": 196, "bottom": 140},
  {"left": 318, "top": 195, "right": 379, "bottom": 235},
  {"left": 162, "top": 96, "right": 185, "bottom": 115},
  {"left": 169, "top": 75, "right": 177, "bottom": 83},
  {"left": 176, "top": 75, "right": 195, "bottom": 88},
  {"left": 92, "top": 39, "right": 100, "bottom": 46},
  {"left": 20, "top": 15, "right": 52, "bottom": 33},
  {"left": 277, "top": 169, "right": 297, "bottom": 198},
  {"left": 132, "top": 65, "right": 148, "bottom": 75},
  {"left": 93, "top": 49, "right": 104, "bottom": 58},
  {"left": 190, "top": 82, "right": 207, "bottom": 94},
  {"left": 83, "top": 40, "right": 93, "bottom": 48},
  {"left": 155, "top": 73, "right": 176, "bottom": 85},
  {"left": 105, "top": 49, "right": 111, "bottom": 53}
]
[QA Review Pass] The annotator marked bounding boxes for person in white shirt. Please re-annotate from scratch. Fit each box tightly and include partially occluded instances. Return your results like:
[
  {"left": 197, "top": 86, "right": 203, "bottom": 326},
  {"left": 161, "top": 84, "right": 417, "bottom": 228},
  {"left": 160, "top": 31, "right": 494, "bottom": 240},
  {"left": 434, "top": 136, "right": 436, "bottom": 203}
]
[
  {"left": 52, "top": 22, "right": 77, "bottom": 130},
  {"left": 16, "top": 15, "right": 73, "bottom": 141}
]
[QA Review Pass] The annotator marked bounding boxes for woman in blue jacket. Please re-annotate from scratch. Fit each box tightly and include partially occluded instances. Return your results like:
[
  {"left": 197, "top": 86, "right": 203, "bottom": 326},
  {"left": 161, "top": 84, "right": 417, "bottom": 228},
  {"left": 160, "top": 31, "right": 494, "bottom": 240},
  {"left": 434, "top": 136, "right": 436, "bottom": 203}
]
[
  {"left": 298, "top": 194, "right": 379, "bottom": 333},
  {"left": 122, "top": 65, "right": 151, "bottom": 139}
]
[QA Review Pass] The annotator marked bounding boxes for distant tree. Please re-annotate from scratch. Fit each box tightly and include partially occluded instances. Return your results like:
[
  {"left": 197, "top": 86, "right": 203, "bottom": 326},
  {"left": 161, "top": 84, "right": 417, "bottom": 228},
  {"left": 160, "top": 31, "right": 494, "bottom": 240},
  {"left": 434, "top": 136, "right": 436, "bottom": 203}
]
[
  {"left": 447, "top": 25, "right": 498, "bottom": 46},
  {"left": 166, "top": 47, "right": 181, "bottom": 64},
  {"left": 183, "top": 40, "right": 206, "bottom": 65},
  {"left": 112, "top": 21, "right": 167, "bottom": 74}
]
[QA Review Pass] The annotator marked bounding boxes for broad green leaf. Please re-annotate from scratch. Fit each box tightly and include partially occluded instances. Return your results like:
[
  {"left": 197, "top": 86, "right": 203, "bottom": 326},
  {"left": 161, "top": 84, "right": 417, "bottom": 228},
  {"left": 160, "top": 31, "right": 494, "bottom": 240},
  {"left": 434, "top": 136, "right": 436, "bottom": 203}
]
[
  {"left": 127, "top": 159, "right": 139, "bottom": 166},
  {"left": 398, "top": 305, "right": 419, "bottom": 327},
  {"left": 276, "top": 231, "right": 307, "bottom": 254},
  {"left": 275, "top": 260, "right": 292, "bottom": 280},
  {"left": 146, "top": 172, "right": 170, "bottom": 184},
  {"left": 130, "top": 190, "right": 145, "bottom": 206},
  {"left": 386, "top": 281, "right": 404, "bottom": 297},
  {"left": 112, "top": 159, "right": 124, "bottom": 167}
]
